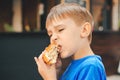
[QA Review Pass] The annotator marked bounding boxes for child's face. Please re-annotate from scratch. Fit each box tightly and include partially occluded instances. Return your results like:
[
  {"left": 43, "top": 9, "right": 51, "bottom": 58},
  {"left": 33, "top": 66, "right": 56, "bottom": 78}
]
[{"left": 46, "top": 18, "right": 84, "bottom": 59}]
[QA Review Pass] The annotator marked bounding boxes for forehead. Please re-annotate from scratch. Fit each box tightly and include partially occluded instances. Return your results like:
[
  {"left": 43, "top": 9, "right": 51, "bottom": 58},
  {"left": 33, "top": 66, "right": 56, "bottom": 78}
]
[
  {"left": 45, "top": 5, "right": 73, "bottom": 29},
  {"left": 46, "top": 16, "right": 69, "bottom": 29}
]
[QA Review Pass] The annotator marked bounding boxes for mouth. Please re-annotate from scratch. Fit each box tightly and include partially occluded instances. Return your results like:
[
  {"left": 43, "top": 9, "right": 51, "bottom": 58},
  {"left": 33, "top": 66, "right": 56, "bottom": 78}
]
[{"left": 57, "top": 45, "right": 62, "bottom": 54}]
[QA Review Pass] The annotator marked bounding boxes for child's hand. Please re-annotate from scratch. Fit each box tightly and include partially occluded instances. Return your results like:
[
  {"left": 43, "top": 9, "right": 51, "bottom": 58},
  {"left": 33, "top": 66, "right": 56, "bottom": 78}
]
[
  {"left": 34, "top": 54, "right": 57, "bottom": 80},
  {"left": 55, "top": 57, "right": 62, "bottom": 78}
]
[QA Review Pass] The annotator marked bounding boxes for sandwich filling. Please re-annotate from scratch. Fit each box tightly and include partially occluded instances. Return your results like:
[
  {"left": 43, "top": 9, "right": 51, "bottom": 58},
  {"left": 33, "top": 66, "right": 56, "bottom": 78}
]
[{"left": 42, "top": 44, "right": 59, "bottom": 65}]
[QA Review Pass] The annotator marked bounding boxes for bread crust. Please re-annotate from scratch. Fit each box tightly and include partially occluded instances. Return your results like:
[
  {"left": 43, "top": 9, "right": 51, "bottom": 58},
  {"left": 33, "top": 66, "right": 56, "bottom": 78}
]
[
  {"left": 42, "top": 53, "right": 50, "bottom": 64},
  {"left": 42, "top": 43, "right": 58, "bottom": 65}
]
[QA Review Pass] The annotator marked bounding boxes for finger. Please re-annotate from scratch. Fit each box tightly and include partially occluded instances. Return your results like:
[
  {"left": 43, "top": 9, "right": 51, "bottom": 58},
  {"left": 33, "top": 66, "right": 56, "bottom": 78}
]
[
  {"left": 38, "top": 53, "right": 43, "bottom": 60},
  {"left": 34, "top": 57, "right": 40, "bottom": 66},
  {"left": 56, "top": 58, "right": 62, "bottom": 69},
  {"left": 37, "top": 54, "right": 46, "bottom": 65}
]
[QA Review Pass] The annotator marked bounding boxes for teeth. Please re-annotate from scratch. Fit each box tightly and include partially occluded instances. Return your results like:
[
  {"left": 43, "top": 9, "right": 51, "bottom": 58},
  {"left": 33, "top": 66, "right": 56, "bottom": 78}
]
[{"left": 57, "top": 45, "right": 61, "bottom": 53}]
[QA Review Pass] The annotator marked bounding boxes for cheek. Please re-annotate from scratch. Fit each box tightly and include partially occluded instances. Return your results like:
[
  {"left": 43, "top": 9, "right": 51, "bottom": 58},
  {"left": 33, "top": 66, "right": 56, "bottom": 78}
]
[
  {"left": 59, "top": 31, "right": 80, "bottom": 54},
  {"left": 60, "top": 33, "right": 76, "bottom": 49},
  {"left": 62, "top": 36, "right": 80, "bottom": 54},
  {"left": 60, "top": 47, "right": 74, "bottom": 59},
  {"left": 62, "top": 39, "right": 76, "bottom": 54}
]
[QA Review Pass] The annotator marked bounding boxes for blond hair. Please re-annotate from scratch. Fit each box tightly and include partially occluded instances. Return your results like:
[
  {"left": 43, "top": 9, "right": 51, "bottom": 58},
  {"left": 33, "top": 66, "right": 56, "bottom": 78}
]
[{"left": 46, "top": 3, "right": 94, "bottom": 43}]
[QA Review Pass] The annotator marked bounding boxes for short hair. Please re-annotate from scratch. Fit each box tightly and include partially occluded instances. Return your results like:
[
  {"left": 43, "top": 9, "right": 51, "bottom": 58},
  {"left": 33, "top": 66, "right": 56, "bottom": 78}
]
[{"left": 46, "top": 3, "right": 94, "bottom": 43}]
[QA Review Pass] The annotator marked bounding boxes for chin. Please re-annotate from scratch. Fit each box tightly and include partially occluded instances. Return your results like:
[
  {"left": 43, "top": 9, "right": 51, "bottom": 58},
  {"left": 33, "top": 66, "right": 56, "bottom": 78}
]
[{"left": 60, "top": 52, "right": 71, "bottom": 59}]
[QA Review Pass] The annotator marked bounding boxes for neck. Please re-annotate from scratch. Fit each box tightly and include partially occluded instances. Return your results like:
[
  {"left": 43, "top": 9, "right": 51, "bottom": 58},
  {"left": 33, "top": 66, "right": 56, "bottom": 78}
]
[{"left": 72, "top": 43, "right": 94, "bottom": 60}]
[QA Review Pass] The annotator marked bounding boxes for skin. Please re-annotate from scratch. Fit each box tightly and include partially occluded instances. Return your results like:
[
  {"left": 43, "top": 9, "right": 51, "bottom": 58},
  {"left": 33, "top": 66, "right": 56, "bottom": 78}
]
[{"left": 34, "top": 17, "right": 94, "bottom": 80}]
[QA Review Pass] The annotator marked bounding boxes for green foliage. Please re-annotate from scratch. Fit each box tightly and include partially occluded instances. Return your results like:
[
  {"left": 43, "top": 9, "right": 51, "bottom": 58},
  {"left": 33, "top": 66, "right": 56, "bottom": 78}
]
[{"left": 4, "top": 23, "right": 14, "bottom": 32}]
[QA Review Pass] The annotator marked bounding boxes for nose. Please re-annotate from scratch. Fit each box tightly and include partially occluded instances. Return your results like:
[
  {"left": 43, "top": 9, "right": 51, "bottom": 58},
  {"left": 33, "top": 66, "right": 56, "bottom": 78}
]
[{"left": 50, "top": 33, "right": 58, "bottom": 44}]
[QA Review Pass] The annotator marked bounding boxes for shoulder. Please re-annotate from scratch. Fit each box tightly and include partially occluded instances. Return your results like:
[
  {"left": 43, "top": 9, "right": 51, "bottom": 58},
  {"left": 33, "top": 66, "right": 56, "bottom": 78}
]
[
  {"left": 77, "top": 55, "right": 106, "bottom": 79},
  {"left": 81, "top": 55, "right": 103, "bottom": 67},
  {"left": 79, "top": 55, "right": 104, "bottom": 69}
]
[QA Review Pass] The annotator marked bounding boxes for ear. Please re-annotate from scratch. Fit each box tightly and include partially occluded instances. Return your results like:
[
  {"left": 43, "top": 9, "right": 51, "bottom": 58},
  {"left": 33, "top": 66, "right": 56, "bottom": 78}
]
[{"left": 80, "top": 22, "right": 91, "bottom": 38}]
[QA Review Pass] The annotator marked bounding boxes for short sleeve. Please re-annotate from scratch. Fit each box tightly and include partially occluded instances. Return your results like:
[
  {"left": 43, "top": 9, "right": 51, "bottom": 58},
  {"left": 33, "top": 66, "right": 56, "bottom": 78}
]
[{"left": 77, "top": 65, "right": 106, "bottom": 80}]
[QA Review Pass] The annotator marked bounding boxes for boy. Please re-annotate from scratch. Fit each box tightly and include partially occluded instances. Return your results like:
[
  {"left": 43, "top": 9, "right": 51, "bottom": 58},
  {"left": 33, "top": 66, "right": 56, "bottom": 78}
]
[{"left": 34, "top": 3, "right": 106, "bottom": 80}]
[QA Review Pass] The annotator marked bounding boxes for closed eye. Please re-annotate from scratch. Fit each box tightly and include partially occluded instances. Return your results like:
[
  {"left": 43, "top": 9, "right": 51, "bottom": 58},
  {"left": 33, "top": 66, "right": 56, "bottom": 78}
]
[{"left": 58, "top": 28, "right": 64, "bottom": 32}]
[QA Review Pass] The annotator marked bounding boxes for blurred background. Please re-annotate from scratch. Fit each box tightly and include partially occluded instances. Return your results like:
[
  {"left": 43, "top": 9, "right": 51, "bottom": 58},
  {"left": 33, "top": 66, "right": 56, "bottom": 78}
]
[{"left": 0, "top": 0, "right": 120, "bottom": 80}]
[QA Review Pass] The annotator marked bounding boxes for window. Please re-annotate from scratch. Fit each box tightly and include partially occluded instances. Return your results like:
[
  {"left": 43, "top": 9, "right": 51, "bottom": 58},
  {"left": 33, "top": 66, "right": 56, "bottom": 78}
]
[{"left": 90, "top": 0, "right": 112, "bottom": 31}]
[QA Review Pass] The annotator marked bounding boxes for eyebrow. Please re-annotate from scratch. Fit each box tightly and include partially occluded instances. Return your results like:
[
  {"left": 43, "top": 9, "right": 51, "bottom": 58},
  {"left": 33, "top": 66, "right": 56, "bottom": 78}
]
[
  {"left": 54, "top": 24, "right": 65, "bottom": 29},
  {"left": 47, "top": 24, "right": 65, "bottom": 34}
]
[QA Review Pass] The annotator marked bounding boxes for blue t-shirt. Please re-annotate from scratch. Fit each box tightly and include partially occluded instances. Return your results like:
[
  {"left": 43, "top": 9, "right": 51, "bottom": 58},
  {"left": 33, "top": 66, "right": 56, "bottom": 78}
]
[{"left": 60, "top": 55, "right": 106, "bottom": 80}]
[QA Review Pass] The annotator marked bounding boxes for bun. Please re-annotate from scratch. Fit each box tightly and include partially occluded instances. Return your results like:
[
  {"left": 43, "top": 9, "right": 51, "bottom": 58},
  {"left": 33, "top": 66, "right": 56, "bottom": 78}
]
[{"left": 42, "top": 43, "right": 58, "bottom": 65}]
